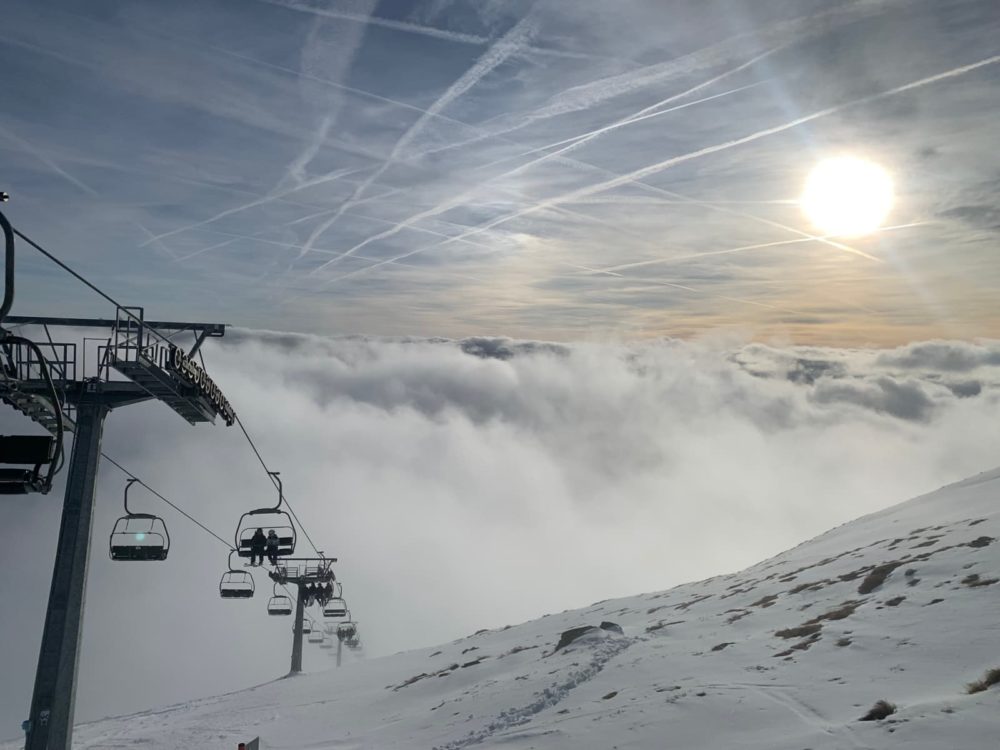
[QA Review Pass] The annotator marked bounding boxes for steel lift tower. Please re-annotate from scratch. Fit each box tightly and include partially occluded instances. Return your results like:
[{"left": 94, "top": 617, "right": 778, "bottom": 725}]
[
  {"left": 269, "top": 557, "right": 336, "bottom": 674},
  {"left": 0, "top": 205, "right": 235, "bottom": 750}
]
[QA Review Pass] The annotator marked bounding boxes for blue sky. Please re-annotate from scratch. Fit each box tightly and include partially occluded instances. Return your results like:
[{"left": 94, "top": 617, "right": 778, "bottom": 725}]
[{"left": 2, "top": 0, "right": 999, "bottom": 343}]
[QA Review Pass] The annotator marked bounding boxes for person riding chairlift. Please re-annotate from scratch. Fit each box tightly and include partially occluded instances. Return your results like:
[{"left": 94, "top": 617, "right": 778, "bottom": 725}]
[
  {"left": 265, "top": 529, "right": 280, "bottom": 565},
  {"left": 249, "top": 528, "right": 267, "bottom": 566},
  {"left": 316, "top": 582, "right": 330, "bottom": 607}
]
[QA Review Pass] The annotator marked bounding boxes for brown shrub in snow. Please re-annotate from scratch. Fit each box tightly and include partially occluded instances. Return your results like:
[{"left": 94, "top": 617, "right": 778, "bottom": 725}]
[
  {"left": 859, "top": 700, "right": 896, "bottom": 721},
  {"left": 966, "top": 667, "right": 1000, "bottom": 694}
]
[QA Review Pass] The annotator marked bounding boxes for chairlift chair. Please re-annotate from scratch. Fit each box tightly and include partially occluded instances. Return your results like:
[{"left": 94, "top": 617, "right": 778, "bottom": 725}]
[
  {"left": 336, "top": 621, "right": 357, "bottom": 642},
  {"left": 0, "top": 205, "right": 66, "bottom": 495},
  {"left": 235, "top": 472, "right": 296, "bottom": 561},
  {"left": 267, "top": 583, "right": 292, "bottom": 616},
  {"left": 323, "top": 598, "right": 348, "bottom": 619},
  {"left": 0, "top": 434, "right": 58, "bottom": 495},
  {"left": 301, "top": 619, "right": 313, "bottom": 635},
  {"left": 220, "top": 550, "right": 255, "bottom": 599},
  {"left": 307, "top": 628, "right": 324, "bottom": 644},
  {"left": 109, "top": 479, "right": 170, "bottom": 561}
]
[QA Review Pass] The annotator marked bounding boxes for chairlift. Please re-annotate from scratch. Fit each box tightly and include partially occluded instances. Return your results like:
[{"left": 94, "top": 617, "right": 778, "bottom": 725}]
[
  {"left": 336, "top": 621, "right": 358, "bottom": 642},
  {"left": 267, "top": 583, "right": 292, "bottom": 616},
  {"left": 109, "top": 479, "right": 169, "bottom": 561},
  {"left": 301, "top": 619, "right": 313, "bottom": 635},
  {"left": 220, "top": 550, "right": 254, "bottom": 599},
  {"left": 307, "top": 628, "right": 324, "bottom": 644},
  {"left": 0, "top": 204, "right": 66, "bottom": 495},
  {"left": 323, "top": 598, "right": 348, "bottom": 619},
  {"left": 235, "top": 471, "right": 296, "bottom": 561}
]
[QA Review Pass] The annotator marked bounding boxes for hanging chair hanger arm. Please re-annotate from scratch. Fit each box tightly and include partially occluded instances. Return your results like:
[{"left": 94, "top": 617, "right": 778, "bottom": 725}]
[
  {"left": 123, "top": 478, "right": 139, "bottom": 515},
  {"left": 0, "top": 198, "right": 13, "bottom": 326},
  {"left": 268, "top": 470, "right": 283, "bottom": 511}
]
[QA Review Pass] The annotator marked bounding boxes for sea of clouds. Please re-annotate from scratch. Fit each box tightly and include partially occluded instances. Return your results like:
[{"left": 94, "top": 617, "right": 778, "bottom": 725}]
[{"left": 3, "top": 333, "right": 999, "bottom": 734}]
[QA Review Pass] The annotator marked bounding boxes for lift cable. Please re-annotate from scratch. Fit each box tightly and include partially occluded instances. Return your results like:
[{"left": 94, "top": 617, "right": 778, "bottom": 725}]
[
  {"left": 234, "top": 413, "right": 321, "bottom": 557},
  {"left": 12, "top": 222, "right": 325, "bottom": 559},
  {"left": 12, "top": 227, "right": 119, "bottom": 307}
]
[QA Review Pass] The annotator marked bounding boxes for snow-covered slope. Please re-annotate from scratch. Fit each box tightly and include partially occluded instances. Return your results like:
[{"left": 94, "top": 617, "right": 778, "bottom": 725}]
[{"left": 10, "top": 469, "right": 1000, "bottom": 749}]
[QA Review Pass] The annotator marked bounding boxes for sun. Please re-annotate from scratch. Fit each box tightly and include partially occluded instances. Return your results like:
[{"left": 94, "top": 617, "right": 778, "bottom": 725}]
[{"left": 800, "top": 156, "right": 894, "bottom": 238}]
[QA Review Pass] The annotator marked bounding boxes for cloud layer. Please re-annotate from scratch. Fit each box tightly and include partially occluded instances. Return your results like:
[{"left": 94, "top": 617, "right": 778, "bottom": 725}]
[{"left": 4, "top": 333, "right": 999, "bottom": 736}]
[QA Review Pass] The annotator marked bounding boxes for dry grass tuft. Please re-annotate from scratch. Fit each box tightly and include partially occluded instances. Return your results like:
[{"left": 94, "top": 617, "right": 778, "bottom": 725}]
[
  {"left": 859, "top": 699, "right": 897, "bottom": 721},
  {"left": 966, "top": 667, "right": 1000, "bottom": 694}
]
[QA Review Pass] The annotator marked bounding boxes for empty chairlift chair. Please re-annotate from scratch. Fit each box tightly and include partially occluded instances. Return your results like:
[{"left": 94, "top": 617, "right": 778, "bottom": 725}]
[
  {"left": 307, "top": 627, "right": 324, "bottom": 644},
  {"left": 109, "top": 479, "right": 170, "bottom": 561},
  {"left": 220, "top": 550, "right": 255, "bottom": 599},
  {"left": 0, "top": 207, "right": 66, "bottom": 495},
  {"left": 267, "top": 583, "right": 292, "bottom": 616},
  {"left": 0, "top": 434, "right": 59, "bottom": 495},
  {"left": 301, "top": 619, "right": 313, "bottom": 635},
  {"left": 235, "top": 472, "right": 296, "bottom": 564},
  {"left": 323, "top": 597, "right": 348, "bottom": 619}
]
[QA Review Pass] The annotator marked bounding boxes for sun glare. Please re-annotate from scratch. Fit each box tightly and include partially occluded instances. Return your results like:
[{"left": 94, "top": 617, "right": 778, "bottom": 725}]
[{"left": 800, "top": 156, "right": 894, "bottom": 238}]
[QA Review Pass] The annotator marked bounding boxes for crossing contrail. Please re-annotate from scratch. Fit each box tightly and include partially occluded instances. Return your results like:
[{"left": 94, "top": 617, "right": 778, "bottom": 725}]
[
  {"left": 308, "top": 53, "right": 1000, "bottom": 288},
  {"left": 295, "top": 14, "right": 537, "bottom": 264}
]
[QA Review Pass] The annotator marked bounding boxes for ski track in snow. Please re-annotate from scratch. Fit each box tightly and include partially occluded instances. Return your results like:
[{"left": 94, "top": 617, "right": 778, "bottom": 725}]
[{"left": 433, "top": 636, "right": 634, "bottom": 750}]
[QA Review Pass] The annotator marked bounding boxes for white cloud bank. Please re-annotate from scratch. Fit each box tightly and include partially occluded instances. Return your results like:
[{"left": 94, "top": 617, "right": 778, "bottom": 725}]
[{"left": 2, "top": 333, "right": 1000, "bottom": 735}]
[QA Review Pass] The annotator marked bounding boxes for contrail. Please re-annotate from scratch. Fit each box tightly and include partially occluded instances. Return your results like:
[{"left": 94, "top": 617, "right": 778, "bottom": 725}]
[
  {"left": 138, "top": 39, "right": 502, "bottom": 245},
  {"left": 409, "top": 0, "right": 909, "bottom": 161},
  {"left": 476, "top": 81, "right": 766, "bottom": 172},
  {"left": 566, "top": 196, "right": 796, "bottom": 206},
  {"left": 141, "top": 165, "right": 371, "bottom": 246},
  {"left": 256, "top": 0, "right": 621, "bottom": 63},
  {"left": 534, "top": 258, "right": 810, "bottom": 316},
  {"left": 482, "top": 50, "right": 778, "bottom": 176},
  {"left": 306, "top": 61, "right": 767, "bottom": 276},
  {"left": 308, "top": 53, "right": 1000, "bottom": 287},
  {"left": 306, "top": 44, "right": 779, "bottom": 275},
  {"left": 258, "top": 0, "right": 490, "bottom": 45},
  {"left": 294, "top": 0, "right": 906, "bottom": 270},
  {"left": 282, "top": 115, "right": 335, "bottom": 190},
  {"left": 134, "top": 223, "right": 180, "bottom": 261},
  {"left": 548, "top": 53, "right": 1000, "bottom": 215},
  {"left": 296, "top": 14, "right": 537, "bottom": 264},
  {"left": 636, "top": 185, "right": 879, "bottom": 262},
  {"left": 173, "top": 188, "right": 406, "bottom": 263},
  {"left": 176, "top": 213, "right": 494, "bottom": 261},
  {"left": 0, "top": 122, "right": 98, "bottom": 196},
  {"left": 212, "top": 44, "right": 489, "bottom": 138}
]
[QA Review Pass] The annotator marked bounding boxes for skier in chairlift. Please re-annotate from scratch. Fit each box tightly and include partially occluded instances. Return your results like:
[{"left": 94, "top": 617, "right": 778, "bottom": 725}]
[
  {"left": 249, "top": 528, "right": 267, "bottom": 566},
  {"left": 266, "top": 529, "right": 280, "bottom": 565}
]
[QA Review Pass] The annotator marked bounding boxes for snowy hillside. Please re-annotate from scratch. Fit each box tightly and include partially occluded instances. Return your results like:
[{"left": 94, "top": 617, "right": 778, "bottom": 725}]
[{"left": 8, "top": 468, "right": 1000, "bottom": 750}]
